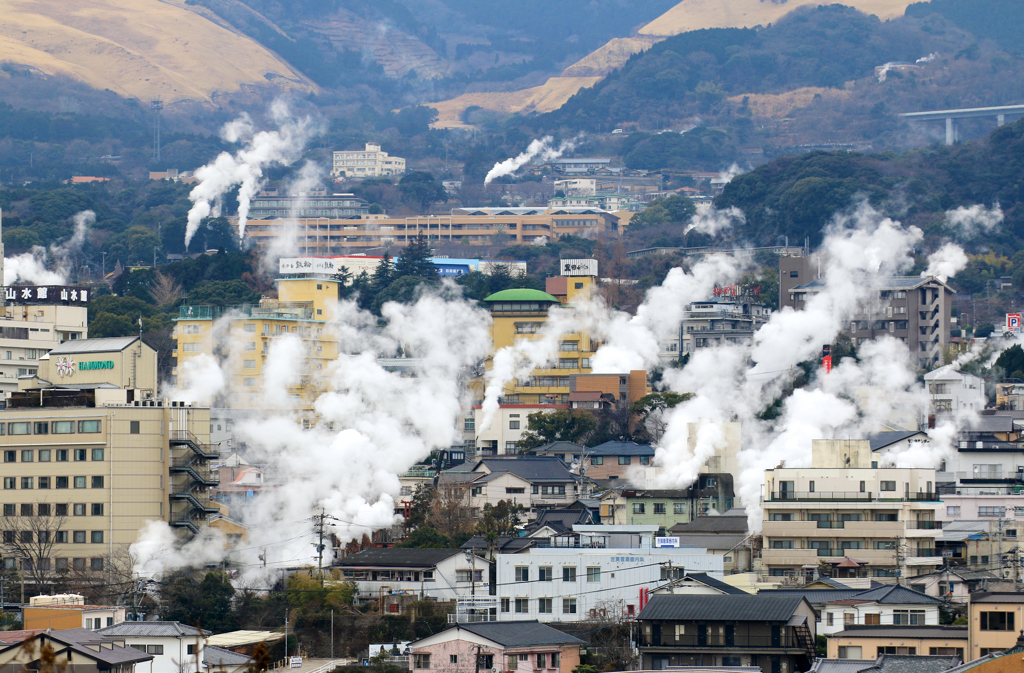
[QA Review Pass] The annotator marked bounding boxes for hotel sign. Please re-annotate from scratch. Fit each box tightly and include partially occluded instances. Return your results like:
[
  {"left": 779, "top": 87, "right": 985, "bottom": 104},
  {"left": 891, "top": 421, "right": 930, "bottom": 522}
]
[{"left": 4, "top": 286, "right": 90, "bottom": 305}]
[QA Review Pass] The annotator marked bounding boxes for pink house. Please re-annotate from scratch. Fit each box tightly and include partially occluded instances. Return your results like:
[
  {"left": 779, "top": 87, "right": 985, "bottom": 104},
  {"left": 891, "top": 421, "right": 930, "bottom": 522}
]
[{"left": 409, "top": 622, "right": 584, "bottom": 673}]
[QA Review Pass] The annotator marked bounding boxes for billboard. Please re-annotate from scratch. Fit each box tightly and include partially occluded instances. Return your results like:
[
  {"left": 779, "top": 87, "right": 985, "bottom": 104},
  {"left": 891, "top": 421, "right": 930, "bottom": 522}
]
[
  {"left": 1008, "top": 313, "right": 1022, "bottom": 334},
  {"left": 4, "top": 286, "right": 90, "bottom": 305},
  {"left": 560, "top": 258, "right": 598, "bottom": 277},
  {"left": 654, "top": 536, "right": 680, "bottom": 548}
]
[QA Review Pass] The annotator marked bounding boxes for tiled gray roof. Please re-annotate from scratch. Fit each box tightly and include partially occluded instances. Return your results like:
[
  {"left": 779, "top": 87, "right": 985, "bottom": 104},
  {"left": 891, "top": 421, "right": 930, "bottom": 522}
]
[
  {"left": 638, "top": 594, "right": 806, "bottom": 622},
  {"left": 858, "top": 654, "right": 962, "bottom": 673},
  {"left": 204, "top": 645, "right": 253, "bottom": 666},
  {"left": 869, "top": 431, "right": 925, "bottom": 451},
  {"left": 8, "top": 629, "right": 155, "bottom": 666},
  {"left": 337, "top": 548, "right": 460, "bottom": 567},
  {"left": 456, "top": 621, "right": 585, "bottom": 647},
  {"left": 832, "top": 625, "right": 967, "bottom": 639},
  {"left": 809, "top": 660, "right": 875, "bottom": 673},
  {"left": 99, "top": 621, "right": 209, "bottom": 637},
  {"left": 587, "top": 441, "right": 655, "bottom": 456},
  {"left": 676, "top": 573, "right": 749, "bottom": 595},
  {"left": 475, "top": 457, "right": 576, "bottom": 482},
  {"left": 759, "top": 589, "right": 865, "bottom": 604},
  {"left": 461, "top": 535, "right": 536, "bottom": 552},
  {"left": 841, "top": 585, "right": 943, "bottom": 605}
]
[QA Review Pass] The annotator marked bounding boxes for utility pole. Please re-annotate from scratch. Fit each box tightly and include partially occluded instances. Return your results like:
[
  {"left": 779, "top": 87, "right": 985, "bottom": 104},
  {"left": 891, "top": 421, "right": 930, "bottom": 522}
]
[
  {"left": 895, "top": 538, "right": 905, "bottom": 585},
  {"left": 312, "top": 509, "right": 338, "bottom": 586}
]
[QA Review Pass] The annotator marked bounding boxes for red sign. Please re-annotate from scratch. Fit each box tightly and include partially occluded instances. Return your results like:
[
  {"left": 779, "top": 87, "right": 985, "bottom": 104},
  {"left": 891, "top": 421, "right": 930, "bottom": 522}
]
[{"left": 822, "top": 355, "right": 832, "bottom": 373}]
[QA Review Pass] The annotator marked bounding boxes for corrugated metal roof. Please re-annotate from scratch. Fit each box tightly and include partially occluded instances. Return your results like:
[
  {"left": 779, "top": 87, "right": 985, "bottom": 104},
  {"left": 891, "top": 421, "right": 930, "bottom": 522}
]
[
  {"left": 637, "top": 594, "right": 806, "bottom": 622},
  {"left": 204, "top": 645, "right": 253, "bottom": 666},
  {"left": 456, "top": 621, "right": 585, "bottom": 647},
  {"left": 49, "top": 337, "right": 140, "bottom": 354},
  {"left": 205, "top": 631, "right": 285, "bottom": 648},
  {"left": 669, "top": 516, "right": 748, "bottom": 534},
  {"left": 337, "top": 548, "right": 461, "bottom": 568},
  {"left": 99, "top": 622, "right": 209, "bottom": 637}
]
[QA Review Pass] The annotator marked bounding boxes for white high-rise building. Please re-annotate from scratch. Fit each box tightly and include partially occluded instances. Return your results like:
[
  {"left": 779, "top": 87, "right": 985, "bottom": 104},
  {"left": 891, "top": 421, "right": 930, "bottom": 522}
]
[{"left": 331, "top": 142, "right": 406, "bottom": 178}]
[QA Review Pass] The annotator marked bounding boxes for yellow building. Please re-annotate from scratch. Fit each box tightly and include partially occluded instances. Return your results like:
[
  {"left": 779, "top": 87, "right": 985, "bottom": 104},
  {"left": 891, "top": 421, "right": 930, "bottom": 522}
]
[
  {"left": 480, "top": 272, "right": 599, "bottom": 410},
  {"left": 826, "top": 625, "right": 967, "bottom": 659},
  {"left": 968, "top": 593, "right": 1024, "bottom": 661},
  {"left": 173, "top": 276, "right": 342, "bottom": 412},
  {"left": 242, "top": 207, "right": 620, "bottom": 252},
  {"left": 0, "top": 336, "right": 215, "bottom": 579}
]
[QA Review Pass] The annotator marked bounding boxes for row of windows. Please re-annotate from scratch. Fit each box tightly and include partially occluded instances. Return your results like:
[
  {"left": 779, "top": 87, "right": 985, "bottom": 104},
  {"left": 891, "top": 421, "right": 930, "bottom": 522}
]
[
  {"left": 514, "top": 566, "right": 600, "bottom": 582},
  {"left": 0, "top": 420, "right": 102, "bottom": 436},
  {"left": 3, "top": 503, "right": 103, "bottom": 516},
  {"left": 5, "top": 449, "right": 104, "bottom": 463},
  {"left": 633, "top": 502, "right": 687, "bottom": 515},
  {"left": 2, "top": 530, "right": 103, "bottom": 544},
  {"left": 3, "top": 475, "right": 104, "bottom": 489},
  {"left": 591, "top": 456, "right": 650, "bottom": 466},
  {"left": 414, "top": 652, "right": 558, "bottom": 670},
  {"left": 502, "top": 596, "right": 578, "bottom": 616}
]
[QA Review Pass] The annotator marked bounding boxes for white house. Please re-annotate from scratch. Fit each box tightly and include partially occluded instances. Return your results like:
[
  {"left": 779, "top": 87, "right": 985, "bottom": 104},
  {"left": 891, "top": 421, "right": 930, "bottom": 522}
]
[
  {"left": 491, "top": 525, "right": 723, "bottom": 623},
  {"left": 819, "top": 585, "right": 943, "bottom": 635},
  {"left": 337, "top": 548, "right": 485, "bottom": 606},
  {"left": 98, "top": 622, "right": 209, "bottom": 673},
  {"left": 924, "top": 365, "right": 986, "bottom": 415}
]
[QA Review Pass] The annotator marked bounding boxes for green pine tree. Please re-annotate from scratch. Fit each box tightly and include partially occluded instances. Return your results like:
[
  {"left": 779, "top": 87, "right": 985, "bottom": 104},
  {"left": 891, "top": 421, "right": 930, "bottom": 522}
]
[{"left": 394, "top": 235, "right": 438, "bottom": 280}]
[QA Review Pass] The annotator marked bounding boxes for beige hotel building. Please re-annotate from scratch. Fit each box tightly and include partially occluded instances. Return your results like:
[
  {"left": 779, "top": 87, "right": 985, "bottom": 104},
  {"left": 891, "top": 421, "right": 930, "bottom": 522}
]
[{"left": 0, "top": 336, "right": 215, "bottom": 578}]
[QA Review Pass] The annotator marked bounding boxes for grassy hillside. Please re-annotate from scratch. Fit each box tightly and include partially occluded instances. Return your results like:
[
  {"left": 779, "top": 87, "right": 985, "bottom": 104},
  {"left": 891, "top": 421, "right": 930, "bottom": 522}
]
[{"left": 0, "top": 0, "right": 313, "bottom": 106}]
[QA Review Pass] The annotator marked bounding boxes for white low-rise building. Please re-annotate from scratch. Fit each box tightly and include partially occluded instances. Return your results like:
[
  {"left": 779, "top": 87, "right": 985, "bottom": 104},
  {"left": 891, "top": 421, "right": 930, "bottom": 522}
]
[
  {"left": 819, "top": 585, "right": 943, "bottom": 635},
  {"left": 924, "top": 365, "right": 985, "bottom": 415},
  {"left": 98, "top": 622, "right": 209, "bottom": 673},
  {"left": 492, "top": 525, "right": 723, "bottom": 623},
  {"left": 337, "top": 548, "right": 485, "bottom": 607}
]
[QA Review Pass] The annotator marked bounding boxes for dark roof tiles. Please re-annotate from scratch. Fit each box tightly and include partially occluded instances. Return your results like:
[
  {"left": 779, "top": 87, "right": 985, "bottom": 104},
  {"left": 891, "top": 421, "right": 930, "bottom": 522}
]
[
  {"left": 638, "top": 594, "right": 807, "bottom": 622},
  {"left": 337, "top": 548, "right": 461, "bottom": 567}
]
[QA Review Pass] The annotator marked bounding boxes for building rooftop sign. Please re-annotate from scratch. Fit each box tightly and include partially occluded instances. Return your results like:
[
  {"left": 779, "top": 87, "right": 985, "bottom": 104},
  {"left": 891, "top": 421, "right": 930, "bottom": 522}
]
[{"left": 5, "top": 286, "right": 90, "bottom": 305}]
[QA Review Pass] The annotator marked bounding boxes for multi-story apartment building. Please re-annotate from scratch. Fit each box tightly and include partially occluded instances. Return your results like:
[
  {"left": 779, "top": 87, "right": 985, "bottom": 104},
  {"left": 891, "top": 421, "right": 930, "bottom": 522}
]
[
  {"left": 0, "top": 337, "right": 216, "bottom": 578},
  {"left": 173, "top": 276, "right": 341, "bottom": 413},
  {"left": 780, "top": 255, "right": 954, "bottom": 368},
  {"left": 482, "top": 267, "right": 599, "bottom": 408},
  {"left": 450, "top": 456, "right": 582, "bottom": 521},
  {"left": 967, "top": 593, "right": 1024, "bottom": 660},
  {"left": 330, "top": 142, "right": 406, "bottom": 178},
  {"left": 680, "top": 296, "right": 772, "bottom": 354},
  {"left": 493, "top": 524, "right": 723, "bottom": 623},
  {"left": 0, "top": 286, "right": 89, "bottom": 396},
  {"left": 760, "top": 441, "right": 944, "bottom": 580},
  {"left": 241, "top": 207, "right": 621, "bottom": 252},
  {"left": 248, "top": 189, "right": 369, "bottom": 219},
  {"left": 636, "top": 594, "right": 817, "bottom": 673},
  {"left": 600, "top": 480, "right": 735, "bottom": 527}
]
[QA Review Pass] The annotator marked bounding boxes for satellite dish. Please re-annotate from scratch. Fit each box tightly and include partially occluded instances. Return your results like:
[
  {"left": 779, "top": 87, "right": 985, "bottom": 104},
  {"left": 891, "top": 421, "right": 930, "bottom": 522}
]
[{"left": 491, "top": 668, "right": 498, "bottom": 673}]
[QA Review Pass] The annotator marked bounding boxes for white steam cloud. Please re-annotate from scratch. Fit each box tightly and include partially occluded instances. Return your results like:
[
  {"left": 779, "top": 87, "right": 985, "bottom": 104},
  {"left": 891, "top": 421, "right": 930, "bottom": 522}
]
[
  {"left": 922, "top": 242, "right": 968, "bottom": 282},
  {"left": 185, "top": 101, "right": 321, "bottom": 249},
  {"left": 484, "top": 136, "right": 578, "bottom": 185},
  {"left": 134, "top": 283, "right": 491, "bottom": 580},
  {"left": 684, "top": 203, "right": 745, "bottom": 238},
  {"left": 944, "top": 203, "right": 1003, "bottom": 239},
  {"left": 5, "top": 209, "right": 94, "bottom": 285},
  {"left": 917, "top": 53, "right": 939, "bottom": 64}
]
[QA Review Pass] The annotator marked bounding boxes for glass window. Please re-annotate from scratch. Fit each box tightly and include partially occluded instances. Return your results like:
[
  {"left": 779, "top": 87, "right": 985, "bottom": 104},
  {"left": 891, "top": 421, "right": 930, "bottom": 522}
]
[
  {"left": 591, "top": 456, "right": 603, "bottom": 465},
  {"left": 51, "top": 421, "right": 74, "bottom": 434},
  {"left": 514, "top": 598, "right": 528, "bottom": 613},
  {"left": 55, "top": 531, "right": 67, "bottom": 543},
  {"left": 653, "top": 503, "right": 666, "bottom": 514},
  {"left": 563, "top": 598, "right": 576, "bottom": 614},
  {"left": 77, "top": 420, "right": 101, "bottom": 433},
  {"left": 38, "top": 450, "right": 51, "bottom": 462},
  {"left": 56, "top": 450, "right": 68, "bottom": 462},
  {"left": 38, "top": 477, "right": 49, "bottom": 489},
  {"left": 563, "top": 566, "right": 577, "bottom": 582},
  {"left": 981, "top": 612, "right": 1015, "bottom": 631},
  {"left": 74, "top": 477, "right": 86, "bottom": 489},
  {"left": 2, "top": 504, "right": 12, "bottom": 516},
  {"left": 74, "top": 504, "right": 86, "bottom": 516},
  {"left": 509, "top": 420, "right": 520, "bottom": 430},
  {"left": 74, "top": 449, "right": 87, "bottom": 461},
  {"left": 618, "top": 456, "right": 631, "bottom": 465},
  {"left": 21, "top": 450, "right": 33, "bottom": 462},
  {"left": 586, "top": 566, "right": 601, "bottom": 582},
  {"left": 73, "top": 531, "right": 86, "bottom": 543},
  {"left": 21, "top": 477, "right": 33, "bottom": 490},
  {"left": 91, "top": 476, "right": 104, "bottom": 489},
  {"left": 2, "top": 478, "right": 13, "bottom": 490},
  {"left": 538, "top": 598, "right": 552, "bottom": 614},
  {"left": 91, "top": 531, "right": 103, "bottom": 544},
  {"left": 674, "top": 502, "right": 686, "bottom": 514},
  {"left": 92, "top": 449, "right": 104, "bottom": 461},
  {"left": 130, "top": 421, "right": 140, "bottom": 434},
  {"left": 33, "top": 422, "right": 48, "bottom": 435},
  {"left": 147, "top": 645, "right": 164, "bottom": 655},
  {"left": 56, "top": 477, "right": 68, "bottom": 489},
  {"left": 8, "top": 422, "right": 29, "bottom": 435},
  {"left": 880, "top": 481, "right": 896, "bottom": 491},
  {"left": 538, "top": 566, "right": 553, "bottom": 581},
  {"left": 537, "top": 654, "right": 547, "bottom": 669},
  {"left": 500, "top": 598, "right": 510, "bottom": 613},
  {"left": 2, "top": 451, "right": 13, "bottom": 463},
  {"left": 515, "top": 566, "right": 529, "bottom": 582}
]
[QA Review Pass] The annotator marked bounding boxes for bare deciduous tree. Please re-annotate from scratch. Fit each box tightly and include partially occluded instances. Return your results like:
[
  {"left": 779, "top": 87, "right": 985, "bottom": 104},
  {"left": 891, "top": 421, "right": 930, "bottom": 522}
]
[
  {"left": 151, "top": 270, "right": 184, "bottom": 306},
  {"left": 427, "top": 477, "right": 473, "bottom": 541},
  {"left": 0, "top": 513, "right": 68, "bottom": 592}
]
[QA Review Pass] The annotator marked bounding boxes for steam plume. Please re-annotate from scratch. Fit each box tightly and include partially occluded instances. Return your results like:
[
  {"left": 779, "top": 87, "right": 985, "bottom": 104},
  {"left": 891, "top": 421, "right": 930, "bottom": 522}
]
[
  {"left": 484, "top": 136, "right": 578, "bottom": 184},
  {"left": 185, "top": 101, "right": 320, "bottom": 249},
  {"left": 134, "top": 283, "right": 491, "bottom": 579},
  {"left": 684, "top": 203, "right": 745, "bottom": 238},
  {"left": 5, "top": 209, "right": 94, "bottom": 285},
  {"left": 944, "top": 203, "right": 1003, "bottom": 239}
]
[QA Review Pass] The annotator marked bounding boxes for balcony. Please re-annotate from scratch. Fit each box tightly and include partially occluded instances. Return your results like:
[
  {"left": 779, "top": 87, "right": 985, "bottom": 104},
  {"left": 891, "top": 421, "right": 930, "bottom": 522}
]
[
  {"left": 766, "top": 491, "right": 939, "bottom": 503},
  {"left": 911, "top": 521, "right": 944, "bottom": 529}
]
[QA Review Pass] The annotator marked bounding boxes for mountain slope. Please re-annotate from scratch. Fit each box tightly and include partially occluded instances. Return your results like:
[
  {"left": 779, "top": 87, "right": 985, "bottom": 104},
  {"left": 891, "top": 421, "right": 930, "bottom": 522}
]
[
  {"left": 0, "top": 0, "right": 314, "bottom": 106},
  {"left": 425, "top": 0, "right": 923, "bottom": 127}
]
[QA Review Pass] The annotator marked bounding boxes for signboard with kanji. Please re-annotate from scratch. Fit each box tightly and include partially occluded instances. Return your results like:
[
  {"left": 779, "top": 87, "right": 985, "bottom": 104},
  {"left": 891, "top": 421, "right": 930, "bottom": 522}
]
[{"left": 4, "top": 286, "right": 90, "bottom": 305}]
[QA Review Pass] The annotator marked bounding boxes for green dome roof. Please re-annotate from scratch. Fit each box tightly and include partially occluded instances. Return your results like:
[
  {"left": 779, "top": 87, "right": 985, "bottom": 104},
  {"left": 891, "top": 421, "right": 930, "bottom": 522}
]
[{"left": 483, "top": 288, "right": 560, "bottom": 303}]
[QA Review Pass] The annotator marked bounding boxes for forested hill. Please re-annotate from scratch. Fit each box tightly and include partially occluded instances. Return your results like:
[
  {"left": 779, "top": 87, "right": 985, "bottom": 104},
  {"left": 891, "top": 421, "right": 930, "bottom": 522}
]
[
  {"left": 714, "top": 116, "right": 1024, "bottom": 251},
  {"left": 531, "top": 5, "right": 942, "bottom": 131}
]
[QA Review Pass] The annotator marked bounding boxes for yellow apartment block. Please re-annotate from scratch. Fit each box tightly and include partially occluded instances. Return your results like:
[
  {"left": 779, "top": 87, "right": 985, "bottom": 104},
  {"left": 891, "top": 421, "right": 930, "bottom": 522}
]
[
  {"left": 241, "top": 207, "right": 620, "bottom": 253},
  {"left": 481, "top": 274, "right": 599, "bottom": 409},
  {"left": 173, "top": 277, "right": 342, "bottom": 412},
  {"left": 968, "top": 593, "right": 1024, "bottom": 661},
  {"left": 0, "top": 337, "right": 215, "bottom": 578}
]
